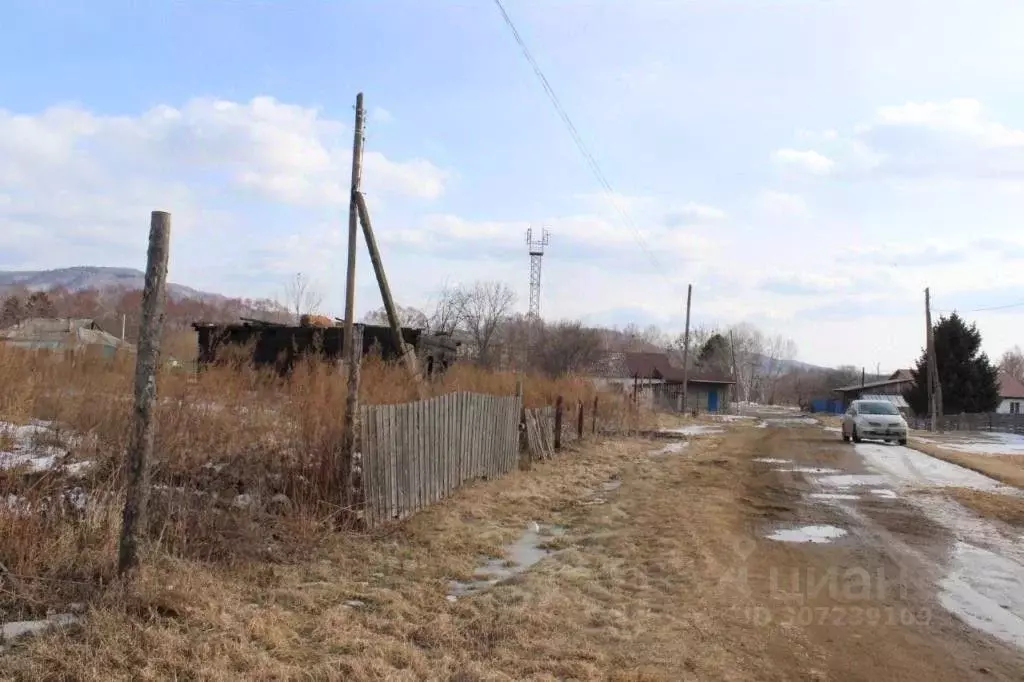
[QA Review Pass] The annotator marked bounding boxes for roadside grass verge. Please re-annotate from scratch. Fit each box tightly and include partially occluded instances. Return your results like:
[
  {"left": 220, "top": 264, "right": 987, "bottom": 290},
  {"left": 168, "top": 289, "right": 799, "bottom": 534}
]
[
  {"left": 905, "top": 434, "right": 1024, "bottom": 489},
  {"left": 934, "top": 487, "right": 1024, "bottom": 528}
]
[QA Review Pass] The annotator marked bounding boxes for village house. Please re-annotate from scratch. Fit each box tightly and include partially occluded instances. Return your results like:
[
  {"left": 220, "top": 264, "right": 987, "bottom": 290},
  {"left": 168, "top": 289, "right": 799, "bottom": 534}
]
[
  {"left": 589, "top": 350, "right": 736, "bottom": 413},
  {"left": 996, "top": 372, "right": 1024, "bottom": 415}
]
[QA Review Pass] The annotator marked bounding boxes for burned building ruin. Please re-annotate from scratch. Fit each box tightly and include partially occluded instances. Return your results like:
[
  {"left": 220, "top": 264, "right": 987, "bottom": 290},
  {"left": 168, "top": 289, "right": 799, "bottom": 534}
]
[{"left": 191, "top": 318, "right": 460, "bottom": 377}]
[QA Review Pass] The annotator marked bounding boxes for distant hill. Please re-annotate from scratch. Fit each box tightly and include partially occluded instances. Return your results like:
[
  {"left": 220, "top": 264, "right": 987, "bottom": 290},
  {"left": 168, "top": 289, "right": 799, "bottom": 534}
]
[{"left": 0, "top": 266, "right": 223, "bottom": 303}]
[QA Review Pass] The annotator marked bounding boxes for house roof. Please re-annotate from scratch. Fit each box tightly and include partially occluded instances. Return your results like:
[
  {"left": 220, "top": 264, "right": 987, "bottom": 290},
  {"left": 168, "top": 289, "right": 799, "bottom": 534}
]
[
  {"left": 589, "top": 351, "right": 734, "bottom": 384},
  {"left": 0, "top": 318, "right": 129, "bottom": 351},
  {"left": 999, "top": 372, "right": 1024, "bottom": 399},
  {"left": 861, "top": 393, "right": 910, "bottom": 409},
  {"left": 834, "top": 376, "right": 914, "bottom": 393},
  {"left": 889, "top": 368, "right": 914, "bottom": 382}
]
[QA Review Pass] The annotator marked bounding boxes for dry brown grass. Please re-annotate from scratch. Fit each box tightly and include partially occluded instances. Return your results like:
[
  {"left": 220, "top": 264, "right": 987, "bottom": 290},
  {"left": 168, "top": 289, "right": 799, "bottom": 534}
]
[
  {"left": 906, "top": 435, "right": 1024, "bottom": 489},
  {"left": 0, "top": 342, "right": 647, "bottom": 630},
  {"left": 0, "top": 422, "right": 799, "bottom": 680},
  {"left": 932, "top": 487, "right": 1024, "bottom": 527}
]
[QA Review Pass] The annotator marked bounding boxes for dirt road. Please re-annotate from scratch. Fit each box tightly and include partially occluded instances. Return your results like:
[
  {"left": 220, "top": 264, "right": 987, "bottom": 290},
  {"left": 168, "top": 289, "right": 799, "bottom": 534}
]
[{"left": 4, "top": 415, "right": 1024, "bottom": 680}]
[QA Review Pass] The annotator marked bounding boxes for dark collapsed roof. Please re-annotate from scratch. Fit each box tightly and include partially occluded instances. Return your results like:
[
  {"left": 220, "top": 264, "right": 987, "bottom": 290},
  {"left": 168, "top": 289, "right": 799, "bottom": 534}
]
[{"left": 595, "top": 351, "right": 735, "bottom": 384}]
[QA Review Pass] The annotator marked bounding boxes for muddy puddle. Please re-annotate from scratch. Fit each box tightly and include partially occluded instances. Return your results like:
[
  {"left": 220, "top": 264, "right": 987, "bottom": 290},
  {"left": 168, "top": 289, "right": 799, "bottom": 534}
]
[{"left": 448, "top": 523, "right": 567, "bottom": 598}]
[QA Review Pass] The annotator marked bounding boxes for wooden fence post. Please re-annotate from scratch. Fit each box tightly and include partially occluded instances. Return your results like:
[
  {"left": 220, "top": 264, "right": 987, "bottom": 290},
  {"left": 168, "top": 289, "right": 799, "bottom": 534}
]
[
  {"left": 118, "top": 211, "right": 171, "bottom": 577},
  {"left": 342, "top": 323, "right": 364, "bottom": 522},
  {"left": 554, "top": 396, "right": 563, "bottom": 452},
  {"left": 516, "top": 379, "right": 528, "bottom": 466},
  {"left": 592, "top": 395, "right": 598, "bottom": 434},
  {"left": 576, "top": 399, "right": 584, "bottom": 440}
]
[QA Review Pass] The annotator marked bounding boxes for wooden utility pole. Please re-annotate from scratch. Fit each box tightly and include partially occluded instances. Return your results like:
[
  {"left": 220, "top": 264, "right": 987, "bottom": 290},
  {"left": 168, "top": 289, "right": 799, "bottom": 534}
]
[
  {"left": 729, "top": 329, "right": 740, "bottom": 414},
  {"left": 355, "top": 192, "right": 425, "bottom": 398},
  {"left": 118, "top": 210, "right": 171, "bottom": 576},
  {"left": 681, "top": 284, "right": 692, "bottom": 414},
  {"left": 925, "top": 287, "right": 941, "bottom": 432},
  {"left": 341, "top": 92, "right": 365, "bottom": 502}
]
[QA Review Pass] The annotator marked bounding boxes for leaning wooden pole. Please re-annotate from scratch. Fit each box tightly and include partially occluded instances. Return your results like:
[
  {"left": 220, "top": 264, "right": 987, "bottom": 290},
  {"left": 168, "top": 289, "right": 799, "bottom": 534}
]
[
  {"left": 118, "top": 210, "right": 171, "bottom": 576},
  {"left": 355, "top": 192, "right": 425, "bottom": 399}
]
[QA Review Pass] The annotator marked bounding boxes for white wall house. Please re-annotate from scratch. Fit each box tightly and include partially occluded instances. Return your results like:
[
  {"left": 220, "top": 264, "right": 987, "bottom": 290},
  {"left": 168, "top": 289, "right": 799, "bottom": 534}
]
[{"left": 996, "top": 373, "right": 1024, "bottom": 415}]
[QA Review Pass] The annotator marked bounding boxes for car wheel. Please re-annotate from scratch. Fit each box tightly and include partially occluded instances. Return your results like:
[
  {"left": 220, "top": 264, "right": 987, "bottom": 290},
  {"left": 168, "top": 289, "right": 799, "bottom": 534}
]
[
  {"left": 852, "top": 426, "right": 862, "bottom": 443},
  {"left": 898, "top": 438, "right": 907, "bottom": 446}
]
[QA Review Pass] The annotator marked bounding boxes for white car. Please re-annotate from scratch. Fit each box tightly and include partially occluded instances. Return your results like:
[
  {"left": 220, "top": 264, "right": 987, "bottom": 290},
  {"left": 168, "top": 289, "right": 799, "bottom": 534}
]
[{"left": 841, "top": 399, "right": 908, "bottom": 445}]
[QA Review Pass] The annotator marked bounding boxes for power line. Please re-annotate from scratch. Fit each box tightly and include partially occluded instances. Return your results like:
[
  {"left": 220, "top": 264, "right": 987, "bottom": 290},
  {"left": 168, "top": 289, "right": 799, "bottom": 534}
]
[
  {"left": 933, "top": 299, "right": 1024, "bottom": 314},
  {"left": 490, "top": 0, "right": 677, "bottom": 292}
]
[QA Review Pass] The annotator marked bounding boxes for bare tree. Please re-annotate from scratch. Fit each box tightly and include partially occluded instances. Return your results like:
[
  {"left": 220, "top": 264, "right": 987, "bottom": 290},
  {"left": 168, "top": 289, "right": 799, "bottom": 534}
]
[
  {"left": 729, "top": 322, "right": 765, "bottom": 403},
  {"left": 362, "top": 305, "right": 428, "bottom": 329},
  {"left": 533, "top": 320, "right": 604, "bottom": 376},
  {"left": 763, "top": 334, "right": 798, "bottom": 404},
  {"left": 280, "top": 272, "right": 324, "bottom": 323},
  {"left": 426, "top": 282, "right": 466, "bottom": 334},
  {"left": 1000, "top": 346, "right": 1024, "bottom": 382},
  {"left": 458, "top": 280, "right": 516, "bottom": 367}
]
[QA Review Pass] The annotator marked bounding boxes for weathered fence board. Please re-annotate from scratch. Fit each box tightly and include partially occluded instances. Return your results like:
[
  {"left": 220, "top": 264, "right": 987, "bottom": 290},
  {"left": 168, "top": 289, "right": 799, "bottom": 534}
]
[
  {"left": 524, "top": 406, "right": 555, "bottom": 460},
  {"left": 360, "top": 391, "right": 522, "bottom": 525}
]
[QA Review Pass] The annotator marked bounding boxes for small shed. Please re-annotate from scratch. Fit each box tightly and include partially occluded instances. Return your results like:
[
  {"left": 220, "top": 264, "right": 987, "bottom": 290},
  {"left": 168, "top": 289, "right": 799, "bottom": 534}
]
[
  {"left": 0, "top": 318, "right": 131, "bottom": 360},
  {"left": 832, "top": 369, "right": 916, "bottom": 410}
]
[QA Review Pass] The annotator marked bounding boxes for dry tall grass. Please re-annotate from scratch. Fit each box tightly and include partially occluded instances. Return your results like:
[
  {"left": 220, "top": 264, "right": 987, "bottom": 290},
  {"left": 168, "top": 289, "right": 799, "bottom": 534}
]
[{"left": 0, "top": 343, "right": 644, "bottom": 623}]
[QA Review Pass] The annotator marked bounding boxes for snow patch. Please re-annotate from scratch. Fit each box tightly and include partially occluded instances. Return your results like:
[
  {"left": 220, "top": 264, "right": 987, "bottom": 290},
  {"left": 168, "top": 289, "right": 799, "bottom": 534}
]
[
  {"left": 939, "top": 541, "right": 1024, "bottom": 650},
  {"left": 649, "top": 442, "right": 688, "bottom": 457},
  {"left": 753, "top": 457, "right": 789, "bottom": 464},
  {"left": 662, "top": 425, "right": 723, "bottom": 436},
  {"left": 0, "top": 420, "right": 91, "bottom": 474},
  {"left": 855, "top": 443, "right": 1016, "bottom": 493},
  {"left": 777, "top": 466, "right": 844, "bottom": 475},
  {"left": 915, "top": 432, "right": 1024, "bottom": 456},
  {"left": 766, "top": 525, "right": 847, "bottom": 544},
  {"left": 817, "top": 474, "right": 890, "bottom": 490},
  {"left": 809, "top": 493, "right": 861, "bottom": 501}
]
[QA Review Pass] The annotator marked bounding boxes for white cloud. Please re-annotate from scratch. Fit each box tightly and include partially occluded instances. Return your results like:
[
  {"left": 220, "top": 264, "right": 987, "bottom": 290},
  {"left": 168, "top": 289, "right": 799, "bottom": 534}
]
[
  {"left": 787, "top": 98, "right": 1024, "bottom": 179},
  {"left": 756, "top": 190, "right": 809, "bottom": 217},
  {"left": 875, "top": 99, "right": 1024, "bottom": 147},
  {"left": 0, "top": 98, "right": 448, "bottom": 210},
  {"left": 772, "top": 148, "right": 835, "bottom": 175}
]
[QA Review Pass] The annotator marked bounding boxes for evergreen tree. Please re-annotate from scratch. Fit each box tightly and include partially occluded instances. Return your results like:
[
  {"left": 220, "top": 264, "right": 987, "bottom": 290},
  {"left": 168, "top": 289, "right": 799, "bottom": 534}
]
[
  {"left": 904, "top": 312, "right": 1000, "bottom": 415},
  {"left": 696, "top": 333, "right": 732, "bottom": 375}
]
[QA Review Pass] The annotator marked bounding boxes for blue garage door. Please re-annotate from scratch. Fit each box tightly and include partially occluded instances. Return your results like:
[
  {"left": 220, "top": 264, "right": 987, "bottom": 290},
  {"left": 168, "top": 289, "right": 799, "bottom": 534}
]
[{"left": 708, "top": 389, "right": 719, "bottom": 412}]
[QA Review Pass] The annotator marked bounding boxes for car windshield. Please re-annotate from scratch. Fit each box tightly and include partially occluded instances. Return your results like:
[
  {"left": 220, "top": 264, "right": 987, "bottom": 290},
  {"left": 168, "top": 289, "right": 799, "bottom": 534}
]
[{"left": 857, "top": 401, "right": 899, "bottom": 415}]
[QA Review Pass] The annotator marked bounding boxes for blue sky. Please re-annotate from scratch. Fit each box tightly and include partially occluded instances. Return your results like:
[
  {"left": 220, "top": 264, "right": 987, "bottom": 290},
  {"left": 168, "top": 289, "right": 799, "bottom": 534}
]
[{"left": 2, "top": 0, "right": 1024, "bottom": 370}]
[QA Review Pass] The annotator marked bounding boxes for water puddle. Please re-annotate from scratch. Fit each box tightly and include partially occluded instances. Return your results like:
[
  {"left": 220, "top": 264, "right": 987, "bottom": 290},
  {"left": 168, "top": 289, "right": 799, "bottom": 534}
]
[
  {"left": 766, "top": 524, "right": 848, "bottom": 544},
  {"left": 448, "top": 523, "right": 566, "bottom": 598}
]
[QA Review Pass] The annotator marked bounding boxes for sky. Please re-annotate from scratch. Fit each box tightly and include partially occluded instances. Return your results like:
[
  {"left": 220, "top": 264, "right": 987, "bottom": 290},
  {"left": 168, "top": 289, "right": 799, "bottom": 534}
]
[{"left": 2, "top": 0, "right": 1024, "bottom": 371}]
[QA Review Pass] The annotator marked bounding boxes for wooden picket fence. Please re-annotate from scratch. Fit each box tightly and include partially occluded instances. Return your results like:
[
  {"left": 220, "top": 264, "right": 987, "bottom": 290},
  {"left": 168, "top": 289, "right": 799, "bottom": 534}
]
[
  {"left": 359, "top": 391, "right": 524, "bottom": 526},
  {"left": 355, "top": 391, "right": 623, "bottom": 526},
  {"left": 909, "top": 412, "right": 1024, "bottom": 434}
]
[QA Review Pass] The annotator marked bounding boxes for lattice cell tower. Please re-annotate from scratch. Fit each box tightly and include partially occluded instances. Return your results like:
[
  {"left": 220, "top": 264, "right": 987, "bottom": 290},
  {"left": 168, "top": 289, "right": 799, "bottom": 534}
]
[{"left": 525, "top": 227, "right": 550, "bottom": 320}]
